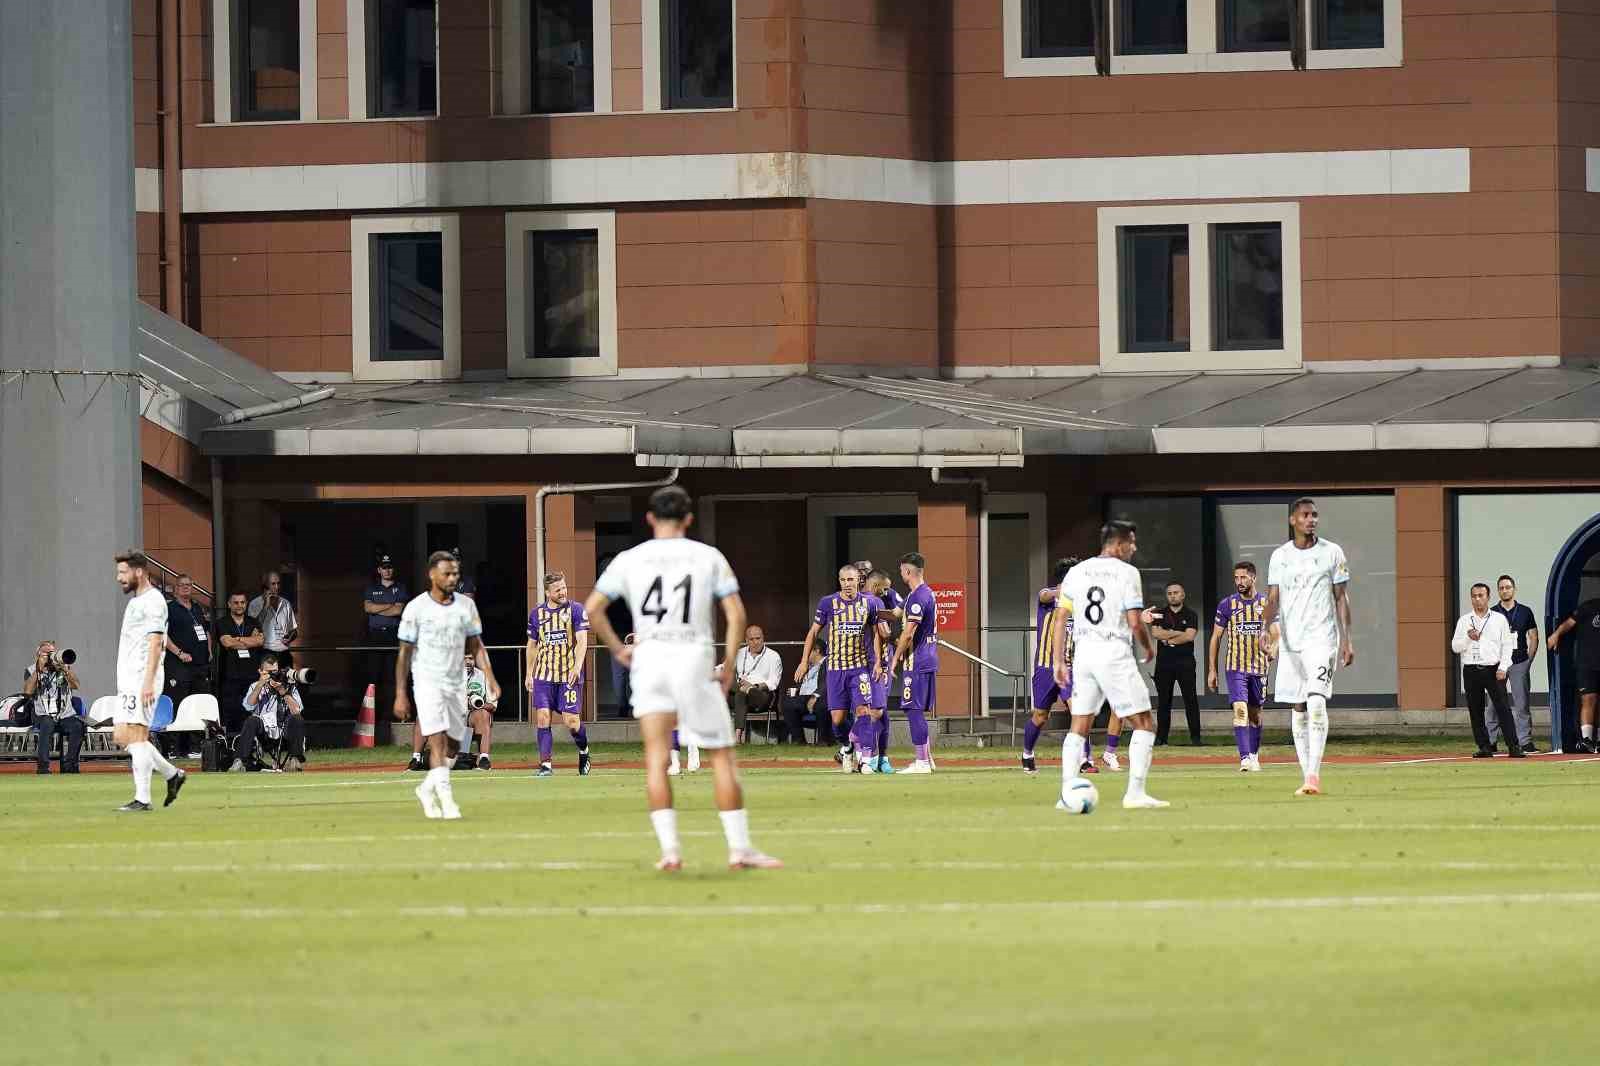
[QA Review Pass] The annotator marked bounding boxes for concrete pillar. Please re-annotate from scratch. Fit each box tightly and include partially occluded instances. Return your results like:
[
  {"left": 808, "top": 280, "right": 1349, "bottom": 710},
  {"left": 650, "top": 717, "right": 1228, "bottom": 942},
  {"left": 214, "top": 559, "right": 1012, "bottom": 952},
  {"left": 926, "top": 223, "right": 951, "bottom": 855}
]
[
  {"left": 1396, "top": 485, "right": 1449, "bottom": 712},
  {"left": 917, "top": 492, "right": 980, "bottom": 718},
  {"left": 0, "top": 1, "right": 140, "bottom": 700}
]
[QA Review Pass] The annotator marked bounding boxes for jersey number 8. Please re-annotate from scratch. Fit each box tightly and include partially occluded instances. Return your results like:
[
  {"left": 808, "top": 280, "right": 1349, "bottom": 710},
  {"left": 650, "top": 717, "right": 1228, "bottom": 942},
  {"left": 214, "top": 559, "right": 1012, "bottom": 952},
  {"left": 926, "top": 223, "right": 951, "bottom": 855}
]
[{"left": 1084, "top": 586, "right": 1106, "bottom": 625}]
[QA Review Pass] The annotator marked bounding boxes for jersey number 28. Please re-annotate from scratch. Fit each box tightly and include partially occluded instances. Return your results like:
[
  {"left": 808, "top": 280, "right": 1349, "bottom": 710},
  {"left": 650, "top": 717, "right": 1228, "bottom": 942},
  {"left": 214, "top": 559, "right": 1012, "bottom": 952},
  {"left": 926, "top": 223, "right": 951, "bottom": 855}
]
[{"left": 641, "top": 575, "right": 692, "bottom": 624}]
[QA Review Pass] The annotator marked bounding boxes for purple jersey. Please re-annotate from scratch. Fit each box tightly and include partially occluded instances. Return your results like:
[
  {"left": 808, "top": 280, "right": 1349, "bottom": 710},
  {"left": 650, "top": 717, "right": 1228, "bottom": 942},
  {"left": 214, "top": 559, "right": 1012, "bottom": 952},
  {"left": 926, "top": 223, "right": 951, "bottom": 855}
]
[
  {"left": 902, "top": 583, "right": 938, "bottom": 674},
  {"left": 529, "top": 599, "right": 589, "bottom": 683},
  {"left": 815, "top": 592, "right": 877, "bottom": 671}
]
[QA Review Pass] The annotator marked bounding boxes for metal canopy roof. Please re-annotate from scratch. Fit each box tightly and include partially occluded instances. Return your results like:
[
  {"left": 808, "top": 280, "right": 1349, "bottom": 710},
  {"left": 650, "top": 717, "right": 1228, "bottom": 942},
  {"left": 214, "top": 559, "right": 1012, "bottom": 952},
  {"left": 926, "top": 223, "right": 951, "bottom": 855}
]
[
  {"left": 200, "top": 366, "right": 1600, "bottom": 464},
  {"left": 137, "top": 303, "right": 305, "bottom": 415}
]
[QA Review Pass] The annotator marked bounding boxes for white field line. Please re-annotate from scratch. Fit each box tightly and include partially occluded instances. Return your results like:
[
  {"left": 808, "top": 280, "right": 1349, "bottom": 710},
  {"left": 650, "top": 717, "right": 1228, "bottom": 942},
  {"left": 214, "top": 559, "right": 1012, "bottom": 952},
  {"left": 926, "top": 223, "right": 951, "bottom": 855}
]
[
  {"left": 6, "top": 891, "right": 1600, "bottom": 923},
  {"left": 10, "top": 858, "right": 1600, "bottom": 878}
]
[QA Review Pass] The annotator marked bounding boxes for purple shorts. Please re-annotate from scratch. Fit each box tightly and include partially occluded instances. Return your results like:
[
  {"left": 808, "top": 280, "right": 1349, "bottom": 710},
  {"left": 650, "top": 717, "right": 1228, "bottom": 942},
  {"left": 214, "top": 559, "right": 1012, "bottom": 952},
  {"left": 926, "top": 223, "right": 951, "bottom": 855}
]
[
  {"left": 826, "top": 669, "right": 874, "bottom": 713},
  {"left": 900, "top": 670, "right": 936, "bottom": 713},
  {"left": 1225, "top": 671, "right": 1266, "bottom": 708},
  {"left": 1031, "top": 665, "right": 1070, "bottom": 711},
  {"left": 532, "top": 679, "right": 582, "bottom": 715},
  {"left": 870, "top": 671, "right": 889, "bottom": 710}
]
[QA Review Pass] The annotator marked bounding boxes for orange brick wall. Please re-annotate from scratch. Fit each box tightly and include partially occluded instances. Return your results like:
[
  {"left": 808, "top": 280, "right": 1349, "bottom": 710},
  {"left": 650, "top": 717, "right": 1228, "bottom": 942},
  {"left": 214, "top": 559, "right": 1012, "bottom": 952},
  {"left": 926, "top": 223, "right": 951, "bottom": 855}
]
[
  {"left": 141, "top": 415, "right": 214, "bottom": 597},
  {"left": 812, "top": 200, "right": 938, "bottom": 367},
  {"left": 792, "top": 0, "right": 933, "bottom": 159},
  {"left": 133, "top": 0, "right": 160, "bottom": 168},
  {"left": 612, "top": 0, "right": 643, "bottom": 111},
  {"left": 317, "top": 0, "right": 349, "bottom": 120}
]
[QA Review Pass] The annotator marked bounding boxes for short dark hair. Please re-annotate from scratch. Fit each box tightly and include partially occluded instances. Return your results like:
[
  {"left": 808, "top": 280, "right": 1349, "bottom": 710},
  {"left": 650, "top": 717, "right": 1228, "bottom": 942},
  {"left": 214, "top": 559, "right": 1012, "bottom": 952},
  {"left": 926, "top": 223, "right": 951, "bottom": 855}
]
[
  {"left": 1052, "top": 557, "right": 1078, "bottom": 585},
  {"left": 114, "top": 550, "right": 148, "bottom": 569},
  {"left": 543, "top": 571, "right": 566, "bottom": 588},
  {"left": 648, "top": 485, "right": 693, "bottom": 520},
  {"left": 1100, "top": 520, "right": 1137, "bottom": 547},
  {"left": 1166, "top": 581, "right": 1184, "bottom": 591},
  {"left": 868, "top": 568, "right": 892, "bottom": 585},
  {"left": 261, "top": 651, "right": 281, "bottom": 667},
  {"left": 1497, "top": 574, "right": 1515, "bottom": 586},
  {"left": 898, "top": 551, "right": 926, "bottom": 571},
  {"left": 1471, "top": 582, "right": 1491, "bottom": 596},
  {"left": 427, "top": 550, "right": 457, "bottom": 570},
  {"left": 1289, "top": 496, "right": 1317, "bottom": 516},
  {"left": 1233, "top": 560, "right": 1257, "bottom": 576}
]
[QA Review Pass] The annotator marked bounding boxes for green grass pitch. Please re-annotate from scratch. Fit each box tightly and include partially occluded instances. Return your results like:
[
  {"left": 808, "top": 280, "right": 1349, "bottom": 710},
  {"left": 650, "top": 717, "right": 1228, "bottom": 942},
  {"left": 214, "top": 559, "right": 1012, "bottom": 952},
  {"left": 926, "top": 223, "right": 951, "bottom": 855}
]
[{"left": 2, "top": 745, "right": 1596, "bottom": 1066}]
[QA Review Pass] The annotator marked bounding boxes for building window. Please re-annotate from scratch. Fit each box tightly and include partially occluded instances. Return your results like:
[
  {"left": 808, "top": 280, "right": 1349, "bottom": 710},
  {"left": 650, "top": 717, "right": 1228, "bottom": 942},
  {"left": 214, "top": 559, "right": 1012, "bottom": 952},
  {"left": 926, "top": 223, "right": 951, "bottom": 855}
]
[
  {"left": 1211, "top": 223, "right": 1283, "bottom": 351},
  {"left": 532, "top": 0, "right": 596, "bottom": 113},
  {"left": 1315, "top": 0, "right": 1383, "bottom": 49},
  {"left": 1023, "top": 0, "right": 1096, "bottom": 58},
  {"left": 664, "top": 0, "right": 734, "bottom": 109},
  {"left": 1097, "top": 203, "right": 1300, "bottom": 372},
  {"left": 373, "top": 234, "right": 444, "bottom": 362},
  {"left": 506, "top": 211, "right": 618, "bottom": 378},
  {"left": 351, "top": 216, "right": 461, "bottom": 381},
  {"left": 370, "top": 0, "right": 437, "bottom": 117},
  {"left": 234, "top": 0, "right": 301, "bottom": 120},
  {"left": 1119, "top": 226, "right": 1190, "bottom": 353},
  {"left": 1117, "top": 0, "right": 1186, "bottom": 55},
  {"left": 1219, "top": 0, "right": 1294, "bottom": 52}
]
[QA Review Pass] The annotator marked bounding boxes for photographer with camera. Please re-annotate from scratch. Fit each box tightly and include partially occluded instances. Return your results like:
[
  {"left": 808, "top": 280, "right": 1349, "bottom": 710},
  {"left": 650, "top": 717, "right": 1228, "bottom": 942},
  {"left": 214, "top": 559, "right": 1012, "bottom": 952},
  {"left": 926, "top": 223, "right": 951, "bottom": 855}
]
[
  {"left": 455, "top": 653, "right": 496, "bottom": 770},
  {"left": 234, "top": 652, "right": 308, "bottom": 772},
  {"left": 22, "top": 640, "right": 83, "bottom": 773}
]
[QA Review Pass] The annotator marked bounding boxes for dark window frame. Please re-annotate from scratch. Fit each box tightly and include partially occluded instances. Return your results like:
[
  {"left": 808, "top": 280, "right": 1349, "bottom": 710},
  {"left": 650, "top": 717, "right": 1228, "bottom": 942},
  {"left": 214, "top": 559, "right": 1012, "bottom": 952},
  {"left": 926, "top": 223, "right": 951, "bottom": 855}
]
[
  {"left": 1313, "top": 0, "right": 1385, "bottom": 50},
  {"left": 1115, "top": 0, "right": 1188, "bottom": 56},
  {"left": 371, "top": 232, "right": 446, "bottom": 363},
  {"left": 1210, "top": 221, "right": 1285, "bottom": 352},
  {"left": 529, "top": 0, "right": 597, "bottom": 114},
  {"left": 1022, "top": 0, "right": 1097, "bottom": 58},
  {"left": 663, "top": 0, "right": 735, "bottom": 110},
  {"left": 1218, "top": 0, "right": 1295, "bottom": 54},
  {"left": 1118, "top": 224, "right": 1192, "bottom": 354},
  {"left": 368, "top": 0, "right": 438, "bottom": 118},
  {"left": 525, "top": 228, "right": 603, "bottom": 361},
  {"left": 232, "top": 0, "right": 301, "bottom": 122}
]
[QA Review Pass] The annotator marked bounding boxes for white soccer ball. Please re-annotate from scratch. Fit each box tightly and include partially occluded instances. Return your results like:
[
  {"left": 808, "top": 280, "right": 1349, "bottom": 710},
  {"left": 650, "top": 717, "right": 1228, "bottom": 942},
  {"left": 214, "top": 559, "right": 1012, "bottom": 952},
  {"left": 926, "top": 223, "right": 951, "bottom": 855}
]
[{"left": 1058, "top": 779, "right": 1099, "bottom": 815}]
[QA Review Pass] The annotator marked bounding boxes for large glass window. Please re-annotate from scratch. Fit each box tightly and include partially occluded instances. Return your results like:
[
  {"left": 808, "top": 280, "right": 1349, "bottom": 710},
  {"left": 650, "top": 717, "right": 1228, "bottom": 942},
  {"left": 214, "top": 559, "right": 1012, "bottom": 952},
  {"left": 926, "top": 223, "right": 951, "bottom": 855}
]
[
  {"left": 1024, "top": 0, "right": 1096, "bottom": 58},
  {"left": 1211, "top": 223, "right": 1283, "bottom": 351},
  {"left": 1116, "top": 0, "right": 1186, "bottom": 55},
  {"left": 532, "top": 0, "right": 596, "bottom": 113},
  {"left": 528, "top": 230, "right": 601, "bottom": 360},
  {"left": 235, "top": 0, "right": 300, "bottom": 121},
  {"left": 372, "top": 0, "right": 437, "bottom": 117},
  {"left": 665, "top": 0, "right": 734, "bottom": 109},
  {"left": 372, "top": 234, "right": 444, "bottom": 362},
  {"left": 1315, "top": 0, "right": 1384, "bottom": 49},
  {"left": 1219, "top": 0, "right": 1293, "bottom": 52},
  {"left": 1119, "top": 225, "right": 1191, "bottom": 353}
]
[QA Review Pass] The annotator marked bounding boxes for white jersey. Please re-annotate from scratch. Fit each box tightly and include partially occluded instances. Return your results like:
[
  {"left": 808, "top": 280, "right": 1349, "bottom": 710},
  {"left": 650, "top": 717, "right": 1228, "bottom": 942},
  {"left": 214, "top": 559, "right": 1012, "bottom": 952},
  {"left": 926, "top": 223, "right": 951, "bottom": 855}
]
[
  {"left": 397, "top": 592, "right": 483, "bottom": 690},
  {"left": 117, "top": 586, "right": 169, "bottom": 695},
  {"left": 594, "top": 537, "right": 739, "bottom": 646},
  {"left": 1267, "top": 538, "right": 1349, "bottom": 652},
  {"left": 1060, "top": 556, "right": 1144, "bottom": 650}
]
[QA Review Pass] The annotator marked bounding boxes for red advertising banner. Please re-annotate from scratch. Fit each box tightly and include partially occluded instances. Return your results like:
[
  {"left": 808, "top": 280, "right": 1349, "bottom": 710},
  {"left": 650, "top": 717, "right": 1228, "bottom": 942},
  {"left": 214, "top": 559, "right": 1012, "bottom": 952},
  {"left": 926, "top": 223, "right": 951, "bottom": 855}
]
[{"left": 929, "top": 582, "right": 966, "bottom": 632}]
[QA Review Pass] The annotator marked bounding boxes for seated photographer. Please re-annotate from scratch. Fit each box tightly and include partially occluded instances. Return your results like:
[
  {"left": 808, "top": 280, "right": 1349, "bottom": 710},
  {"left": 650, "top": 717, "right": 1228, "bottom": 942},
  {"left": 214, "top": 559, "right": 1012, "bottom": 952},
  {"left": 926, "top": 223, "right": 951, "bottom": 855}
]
[
  {"left": 22, "top": 640, "right": 84, "bottom": 774},
  {"left": 233, "top": 653, "right": 307, "bottom": 772},
  {"left": 453, "top": 653, "right": 496, "bottom": 771}
]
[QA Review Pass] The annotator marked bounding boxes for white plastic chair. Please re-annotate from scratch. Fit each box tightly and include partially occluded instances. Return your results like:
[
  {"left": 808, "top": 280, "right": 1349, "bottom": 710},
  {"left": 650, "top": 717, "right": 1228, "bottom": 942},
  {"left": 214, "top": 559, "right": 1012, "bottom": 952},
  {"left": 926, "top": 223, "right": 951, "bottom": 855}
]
[
  {"left": 171, "top": 693, "right": 220, "bottom": 732},
  {"left": 87, "top": 695, "right": 120, "bottom": 727}
]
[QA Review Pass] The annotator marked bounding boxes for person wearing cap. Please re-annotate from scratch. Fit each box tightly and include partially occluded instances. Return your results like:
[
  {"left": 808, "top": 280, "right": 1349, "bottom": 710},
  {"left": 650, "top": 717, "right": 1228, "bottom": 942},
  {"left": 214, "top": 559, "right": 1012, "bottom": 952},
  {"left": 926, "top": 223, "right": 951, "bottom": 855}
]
[{"left": 363, "top": 555, "right": 408, "bottom": 751}]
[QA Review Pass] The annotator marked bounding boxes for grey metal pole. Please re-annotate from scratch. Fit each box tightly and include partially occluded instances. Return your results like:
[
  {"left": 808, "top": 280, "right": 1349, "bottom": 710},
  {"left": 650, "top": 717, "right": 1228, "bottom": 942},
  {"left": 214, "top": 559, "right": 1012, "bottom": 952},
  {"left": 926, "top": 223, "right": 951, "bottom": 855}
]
[{"left": 0, "top": 0, "right": 140, "bottom": 700}]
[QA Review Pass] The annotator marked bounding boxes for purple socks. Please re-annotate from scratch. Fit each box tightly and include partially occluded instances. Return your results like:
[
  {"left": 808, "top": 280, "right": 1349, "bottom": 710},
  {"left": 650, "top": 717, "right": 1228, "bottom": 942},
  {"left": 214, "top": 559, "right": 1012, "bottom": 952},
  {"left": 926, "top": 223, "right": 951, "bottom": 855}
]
[
  {"left": 672, "top": 729, "right": 679, "bottom": 749},
  {"left": 1022, "top": 718, "right": 1042, "bottom": 756},
  {"left": 537, "top": 727, "right": 553, "bottom": 763},
  {"left": 1235, "top": 726, "right": 1251, "bottom": 759},
  {"left": 876, "top": 716, "right": 890, "bottom": 760},
  {"left": 570, "top": 725, "right": 588, "bottom": 751},
  {"left": 1250, "top": 722, "right": 1262, "bottom": 754},
  {"left": 1106, "top": 732, "right": 1121, "bottom": 753},
  {"left": 851, "top": 717, "right": 877, "bottom": 760},
  {"left": 833, "top": 715, "right": 852, "bottom": 747}
]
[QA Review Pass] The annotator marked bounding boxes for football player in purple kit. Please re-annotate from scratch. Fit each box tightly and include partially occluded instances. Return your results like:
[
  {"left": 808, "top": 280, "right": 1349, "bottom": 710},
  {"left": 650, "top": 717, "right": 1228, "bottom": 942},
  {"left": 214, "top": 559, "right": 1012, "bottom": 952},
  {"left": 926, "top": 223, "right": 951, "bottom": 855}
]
[
  {"left": 888, "top": 552, "right": 938, "bottom": 774},
  {"left": 862, "top": 565, "right": 899, "bottom": 774},
  {"left": 1208, "top": 560, "right": 1270, "bottom": 773},
  {"left": 796, "top": 565, "right": 881, "bottom": 773},
  {"left": 1023, "top": 558, "right": 1100, "bottom": 776},
  {"left": 524, "top": 571, "right": 592, "bottom": 777}
]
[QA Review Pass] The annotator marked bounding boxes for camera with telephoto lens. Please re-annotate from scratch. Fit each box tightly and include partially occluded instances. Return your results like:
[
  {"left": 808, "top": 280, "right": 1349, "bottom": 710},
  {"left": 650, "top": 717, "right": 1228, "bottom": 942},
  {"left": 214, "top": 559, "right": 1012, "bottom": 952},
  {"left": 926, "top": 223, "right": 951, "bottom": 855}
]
[
  {"left": 467, "top": 692, "right": 487, "bottom": 711},
  {"left": 268, "top": 667, "right": 317, "bottom": 686},
  {"left": 49, "top": 649, "right": 77, "bottom": 668}
]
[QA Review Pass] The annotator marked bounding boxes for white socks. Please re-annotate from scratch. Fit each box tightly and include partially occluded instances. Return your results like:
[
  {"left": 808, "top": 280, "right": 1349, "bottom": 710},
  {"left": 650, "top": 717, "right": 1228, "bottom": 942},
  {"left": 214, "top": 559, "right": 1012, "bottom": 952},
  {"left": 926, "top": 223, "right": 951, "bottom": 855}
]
[
  {"left": 1126, "top": 729, "right": 1155, "bottom": 800},
  {"left": 1061, "top": 733, "right": 1086, "bottom": 789},
  {"left": 1306, "top": 697, "right": 1329, "bottom": 779},
  {"left": 1584, "top": 725, "right": 1596, "bottom": 741},
  {"left": 719, "top": 809, "right": 751, "bottom": 854},
  {"left": 145, "top": 743, "right": 178, "bottom": 781},
  {"left": 1291, "top": 710, "right": 1309, "bottom": 774},
  {"left": 129, "top": 743, "right": 153, "bottom": 804},
  {"left": 650, "top": 808, "right": 680, "bottom": 856}
]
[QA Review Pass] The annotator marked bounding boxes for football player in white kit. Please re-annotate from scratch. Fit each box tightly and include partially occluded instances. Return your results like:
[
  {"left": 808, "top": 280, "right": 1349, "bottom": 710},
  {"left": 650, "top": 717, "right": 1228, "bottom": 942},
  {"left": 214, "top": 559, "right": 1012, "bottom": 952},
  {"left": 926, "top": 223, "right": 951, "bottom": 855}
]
[
  {"left": 112, "top": 551, "right": 187, "bottom": 811},
  {"left": 1261, "top": 497, "right": 1354, "bottom": 797},
  {"left": 584, "top": 486, "right": 781, "bottom": 872},
  {"left": 394, "top": 552, "right": 499, "bottom": 820},
  {"left": 1051, "top": 521, "right": 1168, "bottom": 810}
]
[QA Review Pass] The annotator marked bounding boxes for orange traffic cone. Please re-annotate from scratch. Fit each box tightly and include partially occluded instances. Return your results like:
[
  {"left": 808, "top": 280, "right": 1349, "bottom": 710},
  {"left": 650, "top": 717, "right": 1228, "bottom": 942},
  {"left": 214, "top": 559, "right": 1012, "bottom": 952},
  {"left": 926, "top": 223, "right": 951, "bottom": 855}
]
[{"left": 352, "top": 684, "right": 376, "bottom": 748}]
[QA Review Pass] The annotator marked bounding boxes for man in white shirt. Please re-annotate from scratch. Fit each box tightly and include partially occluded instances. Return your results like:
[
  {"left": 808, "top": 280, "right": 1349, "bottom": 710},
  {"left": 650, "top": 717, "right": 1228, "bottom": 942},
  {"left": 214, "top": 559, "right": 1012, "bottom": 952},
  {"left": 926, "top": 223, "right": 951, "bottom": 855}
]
[
  {"left": 728, "top": 625, "right": 782, "bottom": 743},
  {"left": 1451, "top": 582, "right": 1523, "bottom": 759},
  {"left": 112, "top": 551, "right": 186, "bottom": 812},
  {"left": 248, "top": 570, "right": 298, "bottom": 662},
  {"left": 1262, "top": 497, "right": 1354, "bottom": 798}
]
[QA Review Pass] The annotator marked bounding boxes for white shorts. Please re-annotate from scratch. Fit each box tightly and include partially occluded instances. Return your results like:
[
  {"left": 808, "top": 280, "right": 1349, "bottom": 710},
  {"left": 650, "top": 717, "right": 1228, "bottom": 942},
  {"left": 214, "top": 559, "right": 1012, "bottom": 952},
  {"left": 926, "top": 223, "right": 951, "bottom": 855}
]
[
  {"left": 113, "top": 691, "right": 154, "bottom": 727},
  {"left": 1275, "top": 643, "right": 1337, "bottom": 705},
  {"left": 415, "top": 682, "right": 467, "bottom": 740},
  {"left": 1070, "top": 646, "right": 1151, "bottom": 719},
  {"left": 630, "top": 642, "right": 734, "bottom": 749}
]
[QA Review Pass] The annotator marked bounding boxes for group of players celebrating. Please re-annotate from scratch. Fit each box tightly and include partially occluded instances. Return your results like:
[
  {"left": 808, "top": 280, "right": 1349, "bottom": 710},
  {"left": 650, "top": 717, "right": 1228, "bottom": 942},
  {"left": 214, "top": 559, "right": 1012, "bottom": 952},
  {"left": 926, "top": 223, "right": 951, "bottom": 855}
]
[{"left": 1030, "top": 496, "right": 1354, "bottom": 808}]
